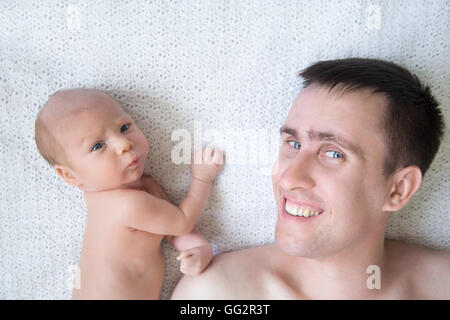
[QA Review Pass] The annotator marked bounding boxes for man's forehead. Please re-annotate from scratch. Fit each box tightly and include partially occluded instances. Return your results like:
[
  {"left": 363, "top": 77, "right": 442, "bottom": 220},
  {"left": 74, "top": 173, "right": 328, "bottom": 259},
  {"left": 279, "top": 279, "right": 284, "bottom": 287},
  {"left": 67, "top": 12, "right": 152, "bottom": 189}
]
[
  {"left": 283, "top": 84, "right": 389, "bottom": 160},
  {"left": 295, "top": 82, "right": 386, "bottom": 104},
  {"left": 290, "top": 83, "right": 387, "bottom": 128}
]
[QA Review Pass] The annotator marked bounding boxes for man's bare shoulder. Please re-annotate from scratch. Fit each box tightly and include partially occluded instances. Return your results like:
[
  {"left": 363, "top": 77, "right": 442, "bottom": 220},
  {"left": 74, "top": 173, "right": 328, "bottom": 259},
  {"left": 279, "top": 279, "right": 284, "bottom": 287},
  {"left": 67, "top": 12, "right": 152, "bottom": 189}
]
[
  {"left": 386, "top": 239, "right": 450, "bottom": 299},
  {"left": 171, "top": 244, "right": 275, "bottom": 299}
]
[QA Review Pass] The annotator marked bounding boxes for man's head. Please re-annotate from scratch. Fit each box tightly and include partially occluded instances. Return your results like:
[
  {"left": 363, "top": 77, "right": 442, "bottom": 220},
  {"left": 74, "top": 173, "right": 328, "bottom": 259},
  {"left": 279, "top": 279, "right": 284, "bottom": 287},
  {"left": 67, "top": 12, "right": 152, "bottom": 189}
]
[
  {"left": 35, "top": 88, "right": 149, "bottom": 192},
  {"left": 272, "top": 58, "right": 445, "bottom": 258}
]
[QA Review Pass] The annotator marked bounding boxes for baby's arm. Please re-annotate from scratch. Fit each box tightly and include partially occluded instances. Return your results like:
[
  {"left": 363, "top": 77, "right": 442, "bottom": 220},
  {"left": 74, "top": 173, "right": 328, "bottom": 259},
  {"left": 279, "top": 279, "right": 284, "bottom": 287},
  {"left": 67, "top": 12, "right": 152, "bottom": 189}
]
[
  {"left": 167, "top": 230, "right": 213, "bottom": 276},
  {"left": 118, "top": 148, "right": 223, "bottom": 236},
  {"left": 141, "top": 174, "right": 213, "bottom": 275}
]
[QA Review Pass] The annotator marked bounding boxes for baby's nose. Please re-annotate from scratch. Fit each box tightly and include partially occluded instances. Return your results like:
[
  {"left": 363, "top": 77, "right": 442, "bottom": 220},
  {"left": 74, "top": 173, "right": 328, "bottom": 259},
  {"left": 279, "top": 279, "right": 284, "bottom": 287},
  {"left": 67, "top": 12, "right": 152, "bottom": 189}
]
[{"left": 115, "top": 138, "right": 133, "bottom": 154}]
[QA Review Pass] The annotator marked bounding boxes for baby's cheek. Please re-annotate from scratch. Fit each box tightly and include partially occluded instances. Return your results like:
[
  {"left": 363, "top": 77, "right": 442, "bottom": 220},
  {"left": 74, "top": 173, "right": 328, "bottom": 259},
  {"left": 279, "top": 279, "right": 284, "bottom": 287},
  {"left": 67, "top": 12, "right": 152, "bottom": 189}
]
[{"left": 141, "top": 134, "right": 150, "bottom": 152}]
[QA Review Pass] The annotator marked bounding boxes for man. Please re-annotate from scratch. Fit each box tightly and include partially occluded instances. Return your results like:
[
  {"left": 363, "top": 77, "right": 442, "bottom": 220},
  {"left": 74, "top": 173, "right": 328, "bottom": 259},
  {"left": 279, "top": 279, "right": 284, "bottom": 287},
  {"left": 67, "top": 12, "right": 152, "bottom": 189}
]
[{"left": 171, "top": 58, "right": 450, "bottom": 299}]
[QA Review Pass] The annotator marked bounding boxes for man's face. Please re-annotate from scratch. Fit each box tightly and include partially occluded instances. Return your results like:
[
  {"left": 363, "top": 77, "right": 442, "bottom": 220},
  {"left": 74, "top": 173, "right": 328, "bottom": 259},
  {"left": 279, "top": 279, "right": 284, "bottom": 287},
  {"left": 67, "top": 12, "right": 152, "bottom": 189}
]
[
  {"left": 272, "top": 84, "right": 392, "bottom": 258},
  {"left": 56, "top": 97, "right": 149, "bottom": 192}
]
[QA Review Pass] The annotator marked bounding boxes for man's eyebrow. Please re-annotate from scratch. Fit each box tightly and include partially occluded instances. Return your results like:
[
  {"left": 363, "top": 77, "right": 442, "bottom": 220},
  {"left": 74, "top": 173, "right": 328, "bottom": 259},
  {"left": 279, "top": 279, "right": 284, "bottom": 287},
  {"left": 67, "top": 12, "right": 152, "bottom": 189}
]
[
  {"left": 280, "top": 126, "right": 298, "bottom": 137},
  {"left": 280, "top": 125, "right": 365, "bottom": 160}
]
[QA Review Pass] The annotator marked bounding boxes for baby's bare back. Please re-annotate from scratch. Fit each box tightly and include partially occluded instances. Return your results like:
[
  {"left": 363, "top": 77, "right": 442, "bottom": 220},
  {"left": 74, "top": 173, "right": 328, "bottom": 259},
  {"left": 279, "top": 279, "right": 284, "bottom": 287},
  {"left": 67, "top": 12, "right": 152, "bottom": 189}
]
[{"left": 72, "top": 190, "right": 165, "bottom": 299}]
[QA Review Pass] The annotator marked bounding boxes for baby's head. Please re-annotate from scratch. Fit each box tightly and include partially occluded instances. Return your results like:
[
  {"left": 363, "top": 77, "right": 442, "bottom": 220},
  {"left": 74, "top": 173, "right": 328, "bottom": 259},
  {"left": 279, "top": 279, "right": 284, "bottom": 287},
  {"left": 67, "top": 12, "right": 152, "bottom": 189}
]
[{"left": 35, "top": 88, "right": 149, "bottom": 192}]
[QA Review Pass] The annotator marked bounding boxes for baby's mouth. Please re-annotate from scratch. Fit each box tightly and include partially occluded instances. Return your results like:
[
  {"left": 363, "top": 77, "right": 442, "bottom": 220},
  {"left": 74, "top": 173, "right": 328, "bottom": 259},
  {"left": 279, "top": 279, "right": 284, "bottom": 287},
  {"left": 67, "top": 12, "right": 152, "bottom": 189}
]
[{"left": 127, "top": 156, "right": 140, "bottom": 168}]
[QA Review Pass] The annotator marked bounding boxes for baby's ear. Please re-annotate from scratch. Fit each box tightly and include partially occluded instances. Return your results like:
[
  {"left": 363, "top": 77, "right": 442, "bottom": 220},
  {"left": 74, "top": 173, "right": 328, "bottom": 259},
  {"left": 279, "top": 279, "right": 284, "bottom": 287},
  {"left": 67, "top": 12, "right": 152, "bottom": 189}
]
[{"left": 53, "top": 164, "right": 79, "bottom": 186}]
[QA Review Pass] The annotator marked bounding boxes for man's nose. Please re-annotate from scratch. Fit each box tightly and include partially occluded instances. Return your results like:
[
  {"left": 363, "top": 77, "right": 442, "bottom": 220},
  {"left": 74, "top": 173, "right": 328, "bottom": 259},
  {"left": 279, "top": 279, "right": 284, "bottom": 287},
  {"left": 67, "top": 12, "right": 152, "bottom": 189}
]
[
  {"left": 114, "top": 136, "right": 134, "bottom": 155},
  {"left": 279, "top": 153, "right": 315, "bottom": 191}
]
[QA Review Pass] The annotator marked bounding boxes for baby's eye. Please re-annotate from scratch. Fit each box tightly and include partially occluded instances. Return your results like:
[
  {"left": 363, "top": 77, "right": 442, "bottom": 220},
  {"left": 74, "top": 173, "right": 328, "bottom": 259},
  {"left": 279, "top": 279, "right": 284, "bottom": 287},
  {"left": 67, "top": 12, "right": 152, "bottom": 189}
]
[
  {"left": 121, "top": 124, "right": 130, "bottom": 133},
  {"left": 287, "top": 140, "right": 301, "bottom": 150},
  {"left": 91, "top": 143, "right": 103, "bottom": 152},
  {"left": 324, "top": 150, "right": 344, "bottom": 159}
]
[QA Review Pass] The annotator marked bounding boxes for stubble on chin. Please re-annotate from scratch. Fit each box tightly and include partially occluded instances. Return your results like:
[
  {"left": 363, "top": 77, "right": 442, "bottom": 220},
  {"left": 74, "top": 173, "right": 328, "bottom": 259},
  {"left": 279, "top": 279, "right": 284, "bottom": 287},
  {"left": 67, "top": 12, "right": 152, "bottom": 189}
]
[{"left": 275, "top": 223, "right": 334, "bottom": 259}]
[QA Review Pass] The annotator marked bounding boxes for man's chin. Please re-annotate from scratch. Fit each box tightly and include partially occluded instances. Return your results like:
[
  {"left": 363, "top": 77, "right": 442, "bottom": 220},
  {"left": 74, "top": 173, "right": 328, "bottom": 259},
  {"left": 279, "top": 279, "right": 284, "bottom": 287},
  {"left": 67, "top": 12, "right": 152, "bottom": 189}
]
[
  {"left": 274, "top": 225, "right": 326, "bottom": 259},
  {"left": 275, "top": 231, "right": 308, "bottom": 257}
]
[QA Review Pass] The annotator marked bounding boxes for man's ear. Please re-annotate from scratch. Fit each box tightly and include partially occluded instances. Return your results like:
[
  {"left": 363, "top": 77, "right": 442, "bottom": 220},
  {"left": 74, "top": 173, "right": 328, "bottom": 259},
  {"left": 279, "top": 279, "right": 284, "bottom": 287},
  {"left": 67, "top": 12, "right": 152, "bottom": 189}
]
[
  {"left": 382, "top": 165, "right": 422, "bottom": 212},
  {"left": 53, "top": 164, "right": 80, "bottom": 187}
]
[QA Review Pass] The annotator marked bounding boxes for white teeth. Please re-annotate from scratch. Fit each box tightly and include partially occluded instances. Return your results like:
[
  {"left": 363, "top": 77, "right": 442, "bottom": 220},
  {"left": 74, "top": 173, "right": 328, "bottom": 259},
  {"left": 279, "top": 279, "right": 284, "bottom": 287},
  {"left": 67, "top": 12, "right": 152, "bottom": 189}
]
[
  {"left": 285, "top": 204, "right": 296, "bottom": 216},
  {"left": 284, "top": 200, "right": 322, "bottom": 218}
]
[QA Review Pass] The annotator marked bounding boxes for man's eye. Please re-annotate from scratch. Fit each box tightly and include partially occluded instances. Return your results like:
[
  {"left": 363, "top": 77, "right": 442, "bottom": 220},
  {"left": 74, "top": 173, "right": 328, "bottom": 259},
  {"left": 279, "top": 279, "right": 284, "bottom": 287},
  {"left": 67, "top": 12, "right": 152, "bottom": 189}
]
[
  {"left": 288, "top": 140, "right": 301, "bottom": 150},
  {"left": 121, "top": 124, "right": 130, "bottom": 133},
  {"left": 91, "top": 143, "right": 103, "bottom": 152},
  {"left": 324, "top": 151, "right": 344, "bottom": 159}
]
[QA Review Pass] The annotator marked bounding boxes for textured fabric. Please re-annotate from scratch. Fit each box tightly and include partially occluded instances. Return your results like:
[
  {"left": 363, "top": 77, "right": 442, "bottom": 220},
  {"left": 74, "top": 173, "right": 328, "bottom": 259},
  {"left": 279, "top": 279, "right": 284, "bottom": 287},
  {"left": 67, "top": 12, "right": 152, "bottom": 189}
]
[{"left": 1, "top": 0, "right": 449, "bottom": 299}]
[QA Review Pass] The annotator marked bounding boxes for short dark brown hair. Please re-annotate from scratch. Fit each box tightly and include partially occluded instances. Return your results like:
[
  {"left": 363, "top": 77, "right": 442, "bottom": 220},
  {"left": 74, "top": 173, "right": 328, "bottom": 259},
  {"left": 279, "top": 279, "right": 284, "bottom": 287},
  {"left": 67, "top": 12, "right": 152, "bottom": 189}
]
[{"left": 299, "top": 57, "right": 445, "bottom": 178}]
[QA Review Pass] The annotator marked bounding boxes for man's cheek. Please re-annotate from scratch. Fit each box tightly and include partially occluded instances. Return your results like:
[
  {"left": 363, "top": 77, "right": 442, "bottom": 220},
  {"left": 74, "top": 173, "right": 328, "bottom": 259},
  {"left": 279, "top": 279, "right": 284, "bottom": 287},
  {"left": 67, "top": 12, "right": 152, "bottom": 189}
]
[
  {"left": 271, "top": 158, "right": 282, "bottom": 177},
  {"left": 271, "top": 160, "right": 281, "bottom": 187}
]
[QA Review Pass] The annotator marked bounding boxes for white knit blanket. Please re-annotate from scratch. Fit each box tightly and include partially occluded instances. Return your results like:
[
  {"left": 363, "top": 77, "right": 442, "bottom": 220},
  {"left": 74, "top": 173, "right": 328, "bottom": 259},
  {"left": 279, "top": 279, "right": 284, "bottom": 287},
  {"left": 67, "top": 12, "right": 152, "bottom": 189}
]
[{"left": 1, "top": 0, "right": 449, "bottom": 299}]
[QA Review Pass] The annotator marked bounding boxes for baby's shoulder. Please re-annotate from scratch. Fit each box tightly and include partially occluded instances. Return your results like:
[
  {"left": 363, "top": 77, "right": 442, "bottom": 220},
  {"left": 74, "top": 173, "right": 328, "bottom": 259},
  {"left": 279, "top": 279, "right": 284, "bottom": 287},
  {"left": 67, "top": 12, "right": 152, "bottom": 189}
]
[{"left": 84, "top": 188, "right": 143, "bottom": 214}]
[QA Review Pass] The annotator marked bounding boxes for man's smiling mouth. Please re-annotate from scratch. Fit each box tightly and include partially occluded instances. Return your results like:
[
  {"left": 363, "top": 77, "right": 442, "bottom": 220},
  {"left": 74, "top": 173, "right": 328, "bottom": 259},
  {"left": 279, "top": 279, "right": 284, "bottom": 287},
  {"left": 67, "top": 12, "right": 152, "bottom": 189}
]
[{"left": 282, "top": 196, "right": 325, "bottom": 218}]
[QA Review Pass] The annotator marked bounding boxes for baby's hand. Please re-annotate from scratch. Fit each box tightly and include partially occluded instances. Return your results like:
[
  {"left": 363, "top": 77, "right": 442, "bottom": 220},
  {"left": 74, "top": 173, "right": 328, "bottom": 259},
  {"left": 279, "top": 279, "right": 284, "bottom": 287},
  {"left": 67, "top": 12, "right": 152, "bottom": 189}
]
[
  {"left": 176, "top": 245, "right": 213, "bottom": 276},
  {"left": 190, "top": 148, "right": 224, "bottom": 184}
]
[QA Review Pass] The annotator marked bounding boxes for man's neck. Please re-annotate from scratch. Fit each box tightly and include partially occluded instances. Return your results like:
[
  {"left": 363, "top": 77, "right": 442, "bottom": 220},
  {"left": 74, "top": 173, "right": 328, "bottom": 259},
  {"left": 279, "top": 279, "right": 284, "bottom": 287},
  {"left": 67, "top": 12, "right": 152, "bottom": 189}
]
[{"left": 278, "top": 234, "right": 389, "bottom": 299}]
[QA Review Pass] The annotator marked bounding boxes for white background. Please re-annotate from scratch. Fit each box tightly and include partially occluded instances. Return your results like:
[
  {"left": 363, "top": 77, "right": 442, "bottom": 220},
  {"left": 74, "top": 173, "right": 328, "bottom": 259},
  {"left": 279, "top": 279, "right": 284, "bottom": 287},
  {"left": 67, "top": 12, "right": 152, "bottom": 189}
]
[{"left": 1, "top": 0, "right": 449, "bottom": 299}]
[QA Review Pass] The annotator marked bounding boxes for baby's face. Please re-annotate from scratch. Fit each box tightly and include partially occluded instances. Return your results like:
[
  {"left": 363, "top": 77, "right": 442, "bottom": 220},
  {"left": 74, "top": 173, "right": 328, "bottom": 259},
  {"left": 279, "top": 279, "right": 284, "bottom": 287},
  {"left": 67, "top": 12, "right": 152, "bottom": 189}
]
[{"left": 55, "top": 97, "right": 149, "bottom": 192}]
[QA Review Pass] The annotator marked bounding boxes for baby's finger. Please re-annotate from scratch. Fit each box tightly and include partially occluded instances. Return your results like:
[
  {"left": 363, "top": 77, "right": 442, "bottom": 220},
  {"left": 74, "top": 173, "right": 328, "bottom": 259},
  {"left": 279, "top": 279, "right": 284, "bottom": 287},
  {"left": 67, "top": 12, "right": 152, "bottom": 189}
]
[
  {"left": 203, "top": 147, "right": 213, "bottom": 162},
  {"left": 204, "top": 147, "right": 219, "bottom": 164},
  {"left": 176, "top": 251, "right": 193, "bottom": 261},
  {"left": 212, "top": 148, "right": 224, "bottom": 164},
  {"left": 192, "top": 148, "right": 203, "bottom": 164}
]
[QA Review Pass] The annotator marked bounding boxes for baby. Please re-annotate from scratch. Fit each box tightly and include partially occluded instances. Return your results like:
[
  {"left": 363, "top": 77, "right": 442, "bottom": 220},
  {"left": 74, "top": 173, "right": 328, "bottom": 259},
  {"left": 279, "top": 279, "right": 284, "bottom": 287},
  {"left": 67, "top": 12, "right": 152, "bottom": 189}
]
[{"left": 34, "top": 88, "right": 223, "bottom": 299}]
